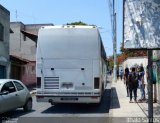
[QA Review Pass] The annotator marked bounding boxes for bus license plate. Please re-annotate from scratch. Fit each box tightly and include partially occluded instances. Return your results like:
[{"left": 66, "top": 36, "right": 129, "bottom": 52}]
[{"left": 61, "top": 97, "right": 78, "bottom": 101}]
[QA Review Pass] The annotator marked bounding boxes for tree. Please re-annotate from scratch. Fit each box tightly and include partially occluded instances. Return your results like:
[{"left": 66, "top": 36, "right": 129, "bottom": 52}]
[
  {"left": 107, "top": 56, "right": 114, "bottom": 69},
  {"left": 117, "top": 53, "right": 127, "bottom": 65},
  {"left": 66, "top": 21, "right": 96, "bottom": 26},
  {"left": 66, "top": 21, "right": 87, "bottom": 25},
  {"left": 110, "top": 42, "right": 147, "bottom": 65},
  {"left": 120, "top": 42, "right": 147, "bottom": 58}
]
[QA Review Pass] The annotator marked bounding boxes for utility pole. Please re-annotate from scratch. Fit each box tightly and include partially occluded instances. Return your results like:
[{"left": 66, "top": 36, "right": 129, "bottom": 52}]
[
  {"left": 15, "top": 10, "right": 18, "bottom": 22},
  {"left": 148, "top": 50, "right": 153, "bottom": 123},
  {"left": 113, "top": 0, "right": 117, "bottom": 82},
  {"left": 108, "top": 0, "right": 117, "bottom": 82}
]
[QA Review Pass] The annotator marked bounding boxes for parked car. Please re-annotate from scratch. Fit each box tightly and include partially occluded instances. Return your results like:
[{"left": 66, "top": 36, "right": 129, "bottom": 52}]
[{"left": 0, "top": 79, "right": 32, "bottom": 114}]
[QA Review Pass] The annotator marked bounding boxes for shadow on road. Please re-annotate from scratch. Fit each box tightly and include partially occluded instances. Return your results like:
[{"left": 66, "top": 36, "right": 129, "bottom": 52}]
[
  {"left": 0, "top": 109, "right": 35, "bottom": 120},
  {"left": 42, "top": 89, "right": 111, "bottom": 114},
  {"left": 110, "top": 87, "right": 120, "bottom": 109}
]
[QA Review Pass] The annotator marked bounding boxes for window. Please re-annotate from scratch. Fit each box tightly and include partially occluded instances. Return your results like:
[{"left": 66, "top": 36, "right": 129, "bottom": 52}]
[
  {"left": 31, "top": 66, "right": 35, "bottom": 73},
  {"left": 13, "top": 81, "right": 24, "bottom": 91},
  {"left": 22, "top": 66, "right": 26, "bottom": 75},
  {"left": 1, "top": 82, "right": 16, "bottom": 93},
  {"left": 0, "top": 23, "right": 4, "bottom": 41}
]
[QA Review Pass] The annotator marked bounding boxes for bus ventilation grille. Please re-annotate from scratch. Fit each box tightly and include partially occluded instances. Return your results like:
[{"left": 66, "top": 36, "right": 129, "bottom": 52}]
[{"left": 44, "top": 77, "right": 59, "bottom": 89}]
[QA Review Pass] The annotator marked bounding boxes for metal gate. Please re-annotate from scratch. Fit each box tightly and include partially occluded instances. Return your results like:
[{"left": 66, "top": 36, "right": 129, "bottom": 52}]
[{"left": 0, "top": 65, "right": 6, "bottom": 79}]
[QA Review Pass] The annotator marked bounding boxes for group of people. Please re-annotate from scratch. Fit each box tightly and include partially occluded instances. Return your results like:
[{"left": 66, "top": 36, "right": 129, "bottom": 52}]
[{"left": 124, "top": 64, "right": 146, "bottom": 103}]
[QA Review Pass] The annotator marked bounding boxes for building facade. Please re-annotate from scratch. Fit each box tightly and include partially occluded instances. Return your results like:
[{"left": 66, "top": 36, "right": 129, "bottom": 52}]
[
  {"left": 152, "top": 50, "right": 160, "bottom": 104},
  {"left": 0, "top": 5, "right": 10, "bottom": 79},
  {"left": 10, "top": 22, "right": 53, "bottom": 86},
  {"left": 122, "top": 56, "right": 148, "bottom": 70}
]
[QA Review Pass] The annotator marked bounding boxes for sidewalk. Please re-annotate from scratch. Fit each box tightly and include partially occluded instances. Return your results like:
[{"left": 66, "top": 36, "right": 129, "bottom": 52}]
[{"left": 109, "top": 77, "right": 160, "bottom": 122}]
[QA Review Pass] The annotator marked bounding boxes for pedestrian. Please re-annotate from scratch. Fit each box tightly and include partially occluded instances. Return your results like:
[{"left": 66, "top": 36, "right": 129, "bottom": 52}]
[
  {"left": 137, "top": 65, "right": 145, "bottom": 102},
  {"left": 152, "top": 63, "right": 157, "bottom": 103},
  {"left": 120, "top": 69, "right": 123, "bottom": 81},
  {"left": 128, "top": 67, "right": 138, "bottom": 103},
  {"left": 146, "top": 64, "right": 157, "bottom": 103},
  {"left": 143, "top": 65, "right": 148, "bottom": 98},
  {"left": 117, "top": 69, "right": 119, "bottom": 80},
  {"left": 124, "top": 66, "right": 129, "bottom": 97},
  {"left": 110, "top": 69, "right": 112, "bottom": 75}
]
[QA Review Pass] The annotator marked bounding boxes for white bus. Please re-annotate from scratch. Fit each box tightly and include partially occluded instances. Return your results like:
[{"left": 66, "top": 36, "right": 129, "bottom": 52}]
[{"left": 36, "top": 25, "right": 107, "bottom": 104}]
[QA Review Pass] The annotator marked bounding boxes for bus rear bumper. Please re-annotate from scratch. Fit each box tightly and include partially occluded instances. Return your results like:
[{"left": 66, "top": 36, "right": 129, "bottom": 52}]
[{"left": 36, "top": 95, "right": 101, "bottom": 104}]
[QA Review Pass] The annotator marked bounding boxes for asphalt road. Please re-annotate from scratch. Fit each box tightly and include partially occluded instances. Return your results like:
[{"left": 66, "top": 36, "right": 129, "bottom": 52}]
[{"left": 1, "top": 83, "right": 111, "bottom": 123}]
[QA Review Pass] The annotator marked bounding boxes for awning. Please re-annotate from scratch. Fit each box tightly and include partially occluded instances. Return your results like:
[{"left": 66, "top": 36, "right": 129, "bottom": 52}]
[
  {"left": 10, "top": 55, "right": 29, "bottom": 64},
  {"left": 21, "top": 30, "right": 38, "bottom": 42}
]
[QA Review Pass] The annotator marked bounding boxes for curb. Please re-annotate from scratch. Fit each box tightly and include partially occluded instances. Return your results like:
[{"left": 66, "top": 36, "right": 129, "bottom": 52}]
[
  {"left": 108, "top": 76, "right": 113, "bottom": 119},
  {"left": 109, "top": 84, "right": 113, "bottom": 122}
]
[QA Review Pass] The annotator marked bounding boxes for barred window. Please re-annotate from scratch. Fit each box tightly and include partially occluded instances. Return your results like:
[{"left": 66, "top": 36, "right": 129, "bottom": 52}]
[
  {"left": 0, "top": 23, "right": 4, "bottom": 41},
  {"left": 31, "top": 66, "right": 35, "bottom": 72}
]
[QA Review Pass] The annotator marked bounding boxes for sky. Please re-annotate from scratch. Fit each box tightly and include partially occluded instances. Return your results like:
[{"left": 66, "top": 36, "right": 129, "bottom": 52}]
[{"left": 0, "top": 0, "right": 123, "bottom": 56}]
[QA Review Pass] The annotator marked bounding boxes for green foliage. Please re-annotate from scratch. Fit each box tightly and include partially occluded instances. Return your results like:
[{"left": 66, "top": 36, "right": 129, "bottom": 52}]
[
  {"left": 107, "top": 56, "right": 114, "bottom": 68},
  {"left": 66, "top": 21, "right": 87, "bottom": 25},
  {"left": 66, "top": 21, "right": 96, "bottom": 26},
  {"left": 120, "top": 42, "right": 147, "bottom": 58}
]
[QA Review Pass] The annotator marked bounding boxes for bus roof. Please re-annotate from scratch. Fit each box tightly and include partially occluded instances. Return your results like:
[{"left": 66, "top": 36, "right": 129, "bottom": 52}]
[
  {"left": 37, "top": 26, "right": 106, "bottom": 59},
  {"left": 40, "top": 25, "right": 97, "bottom": 29}
]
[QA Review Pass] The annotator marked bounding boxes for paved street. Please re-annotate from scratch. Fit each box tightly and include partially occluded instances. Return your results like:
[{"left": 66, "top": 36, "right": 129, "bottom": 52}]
[
  {"left": 1, "top": 82, "right": 111, "bottom": 123},
  {"left": 1, "top": 76, "right": 160, "bottom": 123}
]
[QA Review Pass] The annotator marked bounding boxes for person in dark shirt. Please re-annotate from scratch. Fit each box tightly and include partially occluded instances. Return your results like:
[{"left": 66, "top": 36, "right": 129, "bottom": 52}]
[
  {"left": 117, "top": 69, "right": 119, "bottom": 80},
  {"left": 124, "top": 67, "right": 129, "bottom": 97},
  {"left": 120, "top": 70, "right": 124, "bottom": 81},
  {"left": 128, "top": 67, "right": 138, "bottom": 103}
]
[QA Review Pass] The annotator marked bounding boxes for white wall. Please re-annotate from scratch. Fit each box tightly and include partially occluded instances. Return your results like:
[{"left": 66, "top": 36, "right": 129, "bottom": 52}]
[
  {"left": 122, "top": 57, "right": 148, "bottom": 70},
  {"left": 122, "top": 56, "right": 148, "bottom": 84}
]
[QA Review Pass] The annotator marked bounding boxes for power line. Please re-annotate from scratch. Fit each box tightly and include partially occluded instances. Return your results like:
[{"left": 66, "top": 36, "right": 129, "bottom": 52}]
[
  {"left": 107, "top": 0, "right": 117, "bottom": 82},
  {"left": 10, "top": 9, "right": 41, "bottom": 24}
]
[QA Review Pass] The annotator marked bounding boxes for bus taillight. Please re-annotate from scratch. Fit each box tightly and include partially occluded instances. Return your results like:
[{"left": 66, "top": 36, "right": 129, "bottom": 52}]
[
  {"left": 37, "top": 77, "right": 41, "bottom": 88},
  {"left": 94, "top": 77, "right": 100, "bottom": 89}
]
